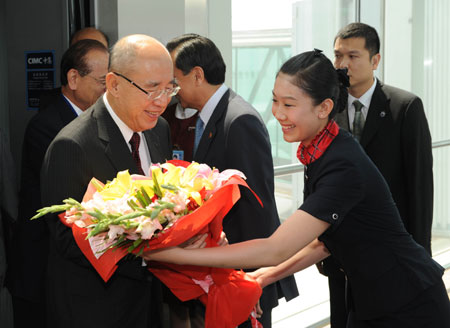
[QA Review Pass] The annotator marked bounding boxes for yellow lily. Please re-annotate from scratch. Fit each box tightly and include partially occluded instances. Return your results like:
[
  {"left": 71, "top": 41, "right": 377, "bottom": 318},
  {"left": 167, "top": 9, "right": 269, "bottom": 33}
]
[
  {"left": 99, "top": 170, "right": 132, "bottom": 200},
  {"left": 181, "top": 162, "right": 200, "bottom": 185},
  {"left": 161, "top": 163, "right": 183, "bottom": 186},
  {"left": 130, "top": 179, "right": 156, "bottom": 199}
]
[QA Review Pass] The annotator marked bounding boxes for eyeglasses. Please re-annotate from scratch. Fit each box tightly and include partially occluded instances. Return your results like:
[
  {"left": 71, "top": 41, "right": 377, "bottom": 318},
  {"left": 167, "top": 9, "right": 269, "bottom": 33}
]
[{"left": 113, "top": 72, "right": 180, "bottom": 100}]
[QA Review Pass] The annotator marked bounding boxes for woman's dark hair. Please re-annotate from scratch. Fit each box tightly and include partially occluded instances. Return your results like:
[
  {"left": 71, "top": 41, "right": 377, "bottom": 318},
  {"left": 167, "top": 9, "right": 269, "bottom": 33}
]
[
  {"left": 278, "top": 49, "right": 349, "bottom": 119},
  {"left": 166, "top": 34, "right": 226, "bottom": 85},
  {"left": 60, "top": 39, "right": 108, "bottom": 86}
]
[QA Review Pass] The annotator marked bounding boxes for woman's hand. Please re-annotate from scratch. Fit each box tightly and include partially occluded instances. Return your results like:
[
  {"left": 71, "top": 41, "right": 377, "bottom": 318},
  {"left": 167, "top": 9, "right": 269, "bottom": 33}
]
[
  {"left": 252, "top": 300, "right": 263, "bottom": 319},
  {"left": 247, "top": 266, "right": 276, "bottom": 289},
  {"left": 179, "top": 233, "right": 208, "bottom": 249},
  {"left": 218, "top": 231, "right": 228, "bottom": 246}
]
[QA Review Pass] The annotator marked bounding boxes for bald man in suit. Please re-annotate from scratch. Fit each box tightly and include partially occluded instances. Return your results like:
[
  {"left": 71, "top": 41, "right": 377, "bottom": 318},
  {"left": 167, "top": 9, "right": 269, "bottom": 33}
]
[{"left": 41, "top": 35, "right": 176, "bottom": 328}]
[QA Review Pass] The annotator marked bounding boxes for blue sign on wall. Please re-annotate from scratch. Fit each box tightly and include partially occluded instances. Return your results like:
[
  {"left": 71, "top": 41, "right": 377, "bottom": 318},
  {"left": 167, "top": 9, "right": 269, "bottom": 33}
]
[{"left": 25, "top": 51, "right": 55, "bottom": 110}]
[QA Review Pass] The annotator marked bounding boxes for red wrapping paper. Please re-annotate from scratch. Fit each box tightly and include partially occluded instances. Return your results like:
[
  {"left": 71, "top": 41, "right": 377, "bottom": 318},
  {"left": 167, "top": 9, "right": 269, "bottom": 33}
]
[{"left": 59, "top": 160, "right": 263, "bottom": 328}]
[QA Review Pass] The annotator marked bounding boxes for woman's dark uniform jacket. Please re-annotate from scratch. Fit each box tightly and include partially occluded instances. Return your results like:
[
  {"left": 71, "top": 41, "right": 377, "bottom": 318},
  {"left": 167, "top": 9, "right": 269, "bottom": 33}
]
[{"left": 300, "top": 128, "right": 444, "bottom": 321}]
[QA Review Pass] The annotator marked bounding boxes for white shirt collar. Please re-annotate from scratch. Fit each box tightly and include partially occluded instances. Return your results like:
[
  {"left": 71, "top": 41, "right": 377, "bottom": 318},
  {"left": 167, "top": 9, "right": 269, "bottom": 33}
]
[
  {"left": 103, "top": 93, "right": 136, "bottom": 145},
  {"left": 174, "top": 103, "right": 198, "bottom": 119},
  {"left": 198, "top": 84, "right": 228, "bottom": 125},
  {"left": 347, "top": 77, "right": 377, "bottom": 122},
  {"left": 63, "top": 95, "right": 83, "bottom": 116},
  {"left": 102, "top": 94, "right": 152, "bottom": 174},
  {"left": 348, "top": 77, "right": 377, "bottom": 112}
]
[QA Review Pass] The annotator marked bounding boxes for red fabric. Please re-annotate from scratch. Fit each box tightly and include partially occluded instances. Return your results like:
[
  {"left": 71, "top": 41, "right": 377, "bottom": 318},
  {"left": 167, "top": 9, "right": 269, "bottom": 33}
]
[
  {"left": 297, "top": 119, "right": 339, "bottom": 165},
  {"left": 59, "top": 160, "right": 262, "bottom": 328}
]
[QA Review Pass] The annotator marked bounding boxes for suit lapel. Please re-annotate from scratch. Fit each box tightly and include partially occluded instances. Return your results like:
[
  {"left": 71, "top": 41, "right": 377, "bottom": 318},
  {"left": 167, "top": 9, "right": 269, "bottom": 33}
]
[
  {"left": 360, "top": 81, "right": 390, "bottom": 148},
  {"left": 93, "top": 99, "right": 140, "bottom": 174},
  {"left": 194, "top": 90, "right": 230, "bottom": 162}
]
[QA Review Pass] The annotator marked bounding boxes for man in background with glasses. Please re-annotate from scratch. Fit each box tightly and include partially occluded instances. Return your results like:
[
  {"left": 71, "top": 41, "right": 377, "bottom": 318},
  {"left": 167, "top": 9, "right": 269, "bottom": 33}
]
[
  {"left": 40, "top": 34, "right": 173, "bottom": 328},
  {"left": 39, "top": 27, "right": 110, "bottom": 111},
  {"left": 7, "top": 38, "right": 109, "bottom": 328}
]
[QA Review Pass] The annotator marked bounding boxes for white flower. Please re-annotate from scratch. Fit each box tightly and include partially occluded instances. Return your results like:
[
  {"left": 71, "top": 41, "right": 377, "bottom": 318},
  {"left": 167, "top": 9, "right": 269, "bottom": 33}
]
[
  {"left": 136, "top": 219, "right": 163, "bottom": 240},
  {"left": 108, "top": 225, "right": 125, "bottom": 241}
]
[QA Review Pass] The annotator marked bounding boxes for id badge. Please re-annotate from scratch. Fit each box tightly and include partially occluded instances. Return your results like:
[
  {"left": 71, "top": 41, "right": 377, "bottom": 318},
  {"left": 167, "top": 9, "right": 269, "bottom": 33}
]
[{"left": 172, "top": 150, "right": 184, "bottom": 160}]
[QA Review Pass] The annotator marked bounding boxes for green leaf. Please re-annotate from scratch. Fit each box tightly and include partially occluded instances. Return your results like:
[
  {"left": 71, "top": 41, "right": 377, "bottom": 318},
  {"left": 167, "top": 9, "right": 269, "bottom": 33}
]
[
  {"left": 140, "top": 187, "right": 152, "bottom": 205},
  {"left": 127, "top": 199, "right": 140, "bottom": 210},
  {"left": 161, "top": 184, "right": 178, "bottom": 191},
  {"left": 153, "top": 173, "right": 163, "bottom": 198},
  {"left": 111, "top": 211, "right": 146, "bottom": 225},
  {"left": 63, "top": 198, "right": 83, "bottom": 208},
  {"left": 127, "top": 238, "right": 143, "bottom": 253},
  {"left": 135, "top": 192, "right": 147, "bottom": 208},
  {"left": 136, "top": 246, "right": 144, "bottom": 257},
  {"left": 30, "top": 204, "right": 72, "bottom": 220}
]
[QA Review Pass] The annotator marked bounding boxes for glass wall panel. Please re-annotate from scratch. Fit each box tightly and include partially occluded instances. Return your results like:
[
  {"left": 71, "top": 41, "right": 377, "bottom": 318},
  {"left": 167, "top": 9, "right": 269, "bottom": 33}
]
[
  {"left": 384, "top": 0, "right": 450, "bottom": 257},
  {"left": 232, "top": 0, "right": 356, "bottom": 220}
]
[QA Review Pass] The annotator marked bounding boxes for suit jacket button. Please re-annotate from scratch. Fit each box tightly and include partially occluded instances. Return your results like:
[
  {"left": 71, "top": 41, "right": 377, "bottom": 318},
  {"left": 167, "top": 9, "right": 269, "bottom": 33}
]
[
  {"left": 332, "top": 213, "right": 339, "bottom": 220},
  {"left": 380, "top": 111, "right": 386, "bottom": 118}
]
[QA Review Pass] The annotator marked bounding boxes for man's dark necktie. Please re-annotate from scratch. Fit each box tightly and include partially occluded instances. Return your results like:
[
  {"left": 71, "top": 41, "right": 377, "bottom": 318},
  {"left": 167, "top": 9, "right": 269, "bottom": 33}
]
[
  {"left": 129, "top": 132, "right": 145, "bottom": 175},
  {"left": 352, "top": 100, "right": 365, "bottom": 142}
]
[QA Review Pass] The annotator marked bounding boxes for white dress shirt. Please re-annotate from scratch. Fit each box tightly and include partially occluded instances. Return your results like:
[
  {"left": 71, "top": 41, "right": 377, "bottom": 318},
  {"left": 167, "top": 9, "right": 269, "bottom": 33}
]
[
  {"left": 198, "top": 84, "right": 229, "bottom": 127},
  {"left": 103, "top": 94, "right": 152, "bottom": 175},
  {"left": 347, "top": 78, "right": 377, "bottom": 132}
]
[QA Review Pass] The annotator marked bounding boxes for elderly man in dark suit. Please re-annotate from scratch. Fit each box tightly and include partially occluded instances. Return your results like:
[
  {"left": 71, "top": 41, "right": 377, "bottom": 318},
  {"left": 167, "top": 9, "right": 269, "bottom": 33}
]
[
  {"left": 164, "top": 34, "right": 298, "bottom": 328},
  {"left": 40, "top": 34, "right": 176, "bottom": 328},
  {"left": 8, "top": 39, "right": 109, "bottom": 328},
  {"left": 320, "top": 22, "right": 433, "bottom": 328}
]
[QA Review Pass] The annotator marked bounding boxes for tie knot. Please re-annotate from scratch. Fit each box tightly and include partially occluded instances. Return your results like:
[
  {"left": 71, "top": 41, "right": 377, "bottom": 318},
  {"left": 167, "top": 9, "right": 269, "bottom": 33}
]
[
  {"left": 129, "top": 132, "right": 141, "bottom": 152},
  {"left": 353, "top": 100, "right": 363, "bottom": 113}
]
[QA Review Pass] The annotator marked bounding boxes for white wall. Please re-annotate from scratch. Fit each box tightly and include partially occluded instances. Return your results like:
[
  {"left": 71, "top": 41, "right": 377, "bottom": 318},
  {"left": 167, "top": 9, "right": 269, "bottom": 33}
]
[
  {"left": 117, "top": 0, "right": 185, "bottom": 45},
  {"left": 384, "top": 0, "right": 412, "bottom": 91},
  {"left": 117, "top": 0, "right": 232, "bottom": 85}
]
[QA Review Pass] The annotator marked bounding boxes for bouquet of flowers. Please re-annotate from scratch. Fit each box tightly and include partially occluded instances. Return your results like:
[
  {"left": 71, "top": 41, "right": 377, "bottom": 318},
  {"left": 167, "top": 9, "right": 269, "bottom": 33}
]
[{"left": 32, "top": 160, "right": 262, "bottom": 328}]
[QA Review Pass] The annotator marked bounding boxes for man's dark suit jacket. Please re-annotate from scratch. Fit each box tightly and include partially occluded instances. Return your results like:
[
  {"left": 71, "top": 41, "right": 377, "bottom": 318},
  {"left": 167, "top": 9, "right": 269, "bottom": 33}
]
[
  {"left": 40, "top": 97, "right": 171, "bottom": 328},
  {"left": 8, "top": 93, "right": 77, "bottom": 303},
  {"left": 336, "top": 80, "right": 433, "bottom": 252},
  {"left": 193, "top": 89, "right": 298, "bottom": 326},
  {"left": 0, "top": 130, "right": 17, "bottom": 328}
]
